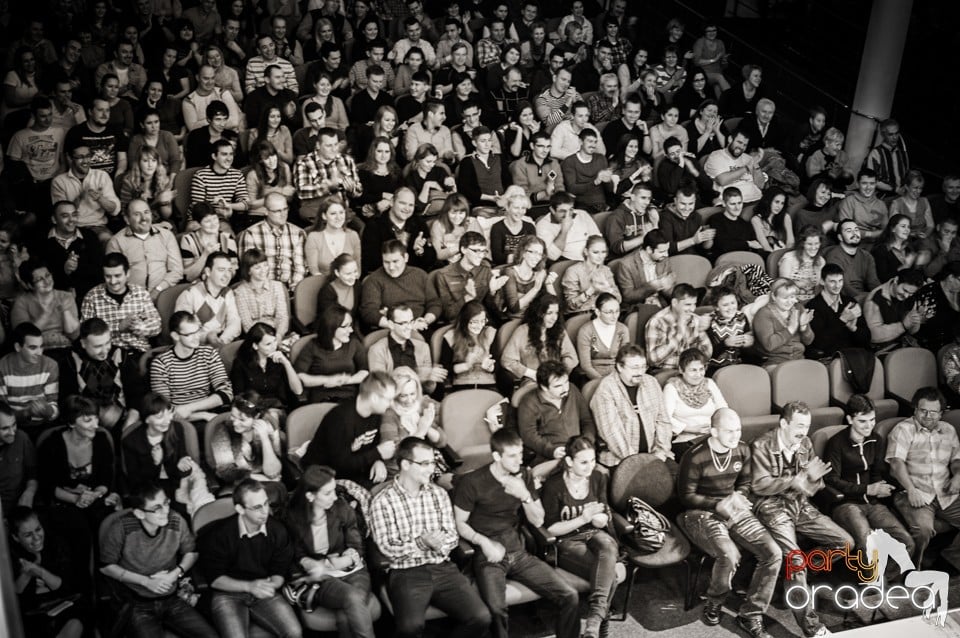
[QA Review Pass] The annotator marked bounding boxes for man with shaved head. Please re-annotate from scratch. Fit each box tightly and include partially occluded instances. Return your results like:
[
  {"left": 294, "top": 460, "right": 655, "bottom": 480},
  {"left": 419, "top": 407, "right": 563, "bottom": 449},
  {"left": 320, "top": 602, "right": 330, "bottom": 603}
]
[{"left": 677, "top": 408, "right": 781, "bottom": 638}]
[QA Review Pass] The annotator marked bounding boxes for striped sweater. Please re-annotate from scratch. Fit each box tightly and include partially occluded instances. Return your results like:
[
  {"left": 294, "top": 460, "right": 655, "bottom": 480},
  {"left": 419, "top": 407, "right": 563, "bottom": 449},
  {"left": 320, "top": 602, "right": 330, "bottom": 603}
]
[
  {"left": 150, "top": 345, "right": 233, "bottom": 408},
  {"left": 0, "top": 353, "right": 59, "bottom": 424}
]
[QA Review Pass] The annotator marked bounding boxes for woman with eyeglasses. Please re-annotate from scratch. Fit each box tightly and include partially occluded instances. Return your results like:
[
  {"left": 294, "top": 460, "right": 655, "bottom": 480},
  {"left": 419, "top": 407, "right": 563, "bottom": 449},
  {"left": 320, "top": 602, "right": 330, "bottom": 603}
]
[
  {"left": 12, "top": 258, "right": 79, "bottom": 367},
  {"left": 283, "top": 465, "right": 376, "bottom": 637},
  {"left": 441, "top": 300, "right": 497, "bottom": 388},
  {"left": 295, "top": 304, "right": 368, "bottom": 403},
  {"left": 576, "top": 293, "right": 629, "bottom": 381},
  {"left": 208, "top": 391, "right": 285, "bottom": 496}
]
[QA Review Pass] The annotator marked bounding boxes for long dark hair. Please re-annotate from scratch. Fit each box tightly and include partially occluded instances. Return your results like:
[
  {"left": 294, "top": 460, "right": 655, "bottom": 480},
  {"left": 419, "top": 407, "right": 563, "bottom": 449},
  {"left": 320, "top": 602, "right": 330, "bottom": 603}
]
[
  {"left": 752, "top": 186, "right": 788, "bottom": 236},
  {"left": 523, "top": 293, "right": 564, "bottom": 362},
  {"left": 285, "top": 465, "right": 338, "bottom": 554},
  {"left": 359, "top": 135, "right": 401, "bottom": 178},
  {"left": 452, "top": 300, "right": 488, "bottom": 364},
  {"left": 238, "top": 322, "right": 277, "bottom": 367},
  {"left": 316, "top": 304, "right": 350, "bottom": 350},
  {"left": 141, "top": 392, "right": 181, "bottom": 458}
]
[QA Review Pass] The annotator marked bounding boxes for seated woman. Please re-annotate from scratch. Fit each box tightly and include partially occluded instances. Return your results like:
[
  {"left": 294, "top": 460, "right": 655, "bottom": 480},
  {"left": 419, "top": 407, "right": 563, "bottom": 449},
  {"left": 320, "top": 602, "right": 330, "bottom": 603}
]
[
  {"left": 440, "top": 301, "right": 497, "bottom": 388},
  {"left": 180, "top": 203, "right": 238, "bottom": 282},
  {"left": 706, "top": 286, "right": 755, "bottom": 371},
  {"left": 576, "top": 293, "right": 630, "bottom": 381},
  {"left": 9, "top": 506, "right": 88, "bottom": 638},
  {"left": 248, "top": 106, "right": 294, "bottom": 166},
  {"left": 502, "top": 235, "right": 557, "bottom": 317},
  {"left": 502, "top": 293, "right": 578, "bottom": 386},
  {"left": 541, "top": 436, "right": 619, "bottom": 638},
  {"left": 607, "top": 134, "right": 653, "bottom": 200},
  {"left": 283, "top": 465, "right": 377, "bottom": 637},
  {"left": 804, "top": 127, "right": 854, "bottom": 191},
  {"left": 233, "top": 248, "right": 291, "bottom": 339},
  {"left": 888, "top": 169, "right": 934, "bottom": 239},
  {"left": 38, "top": 396, "right": 120, "bottom": 531},
  {"left": 662, "top": 348, "right": 728, "bottom": 459},
  {"left": 118, "top": 145, "right": 176, "bottom": 225},
  {"left": 752, "top": 278, "right": 814, "bottom": 367},
  {"left": 750, "top": 187, "right": 794, "bottom": 253},
  {"left": 231, "top": 323, "right": 303, "bottom": 425},
  {"left": 208, "top": 392, "right": 285, "bottom": 501},
  {"left": 430, "top": 193, "right": 483, "bottom": 264},
  {"left": 355, "top": 136, "right": 402, "bottom": 220},
  {"left": 317, "top": 254, "right": 361, "bottom": 317},
  {"left": 122, "top": 392, "right": 196, "bottom": 502},
  {"left": 245, "top": 139, "right": 296, "bottom": 220},
  {"left": 561, "top": 235, "right": 620, "bottom": 316},
  {"left": 489, "top": 186, "right": 536, "bottom": 266},
  {"left": 403, "top": 143, "right": 456, "bottom": 216},
  {"left": 127, "top": 107, "right": 182, "bottom": 175},
  {"left": 778, "top": 225, "right": 825, "bottom": 303},
  {"left": 793, "top": 178, "right": 841, "bottom": 238},
  {"left": 295, "top": 304, "right": 368, "bottom": 403},
  {"left": 11, "top": 259, "right": 79, "bottom": 368},
  {"left": 305, "top": 195, "right": 362, "bottom": 276},
  {"left": 379, "top": 367, "right": 448, "bottom": 479},
  {"left": 872, "top": 214, "right": 919, "bottom": 283}
]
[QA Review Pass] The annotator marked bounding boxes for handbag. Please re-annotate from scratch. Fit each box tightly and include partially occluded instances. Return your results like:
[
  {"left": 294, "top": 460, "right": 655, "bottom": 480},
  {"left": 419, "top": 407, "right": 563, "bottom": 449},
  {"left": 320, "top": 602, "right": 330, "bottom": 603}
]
[{"left": 625, "top": 496, "right": 670, "bottom": 553}]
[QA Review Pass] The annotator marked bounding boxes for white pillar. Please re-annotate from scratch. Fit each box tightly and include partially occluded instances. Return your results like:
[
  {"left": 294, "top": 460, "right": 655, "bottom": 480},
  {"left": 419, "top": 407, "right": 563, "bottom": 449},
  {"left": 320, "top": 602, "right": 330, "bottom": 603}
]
[{"left": 845, "top": 0, "right": 913, "bottom": 171}]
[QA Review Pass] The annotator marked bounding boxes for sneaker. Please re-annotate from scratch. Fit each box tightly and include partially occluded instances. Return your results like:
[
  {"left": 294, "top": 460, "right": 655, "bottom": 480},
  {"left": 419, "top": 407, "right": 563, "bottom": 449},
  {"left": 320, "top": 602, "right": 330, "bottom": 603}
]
[
  {"left": 582, "top": 615, "right": 603, "bottom": 638},
  {"left": 702, "top": 600, "right": 723, "bottom": 626},
  {"left": 809, "top": 626, "right": 832, "bottom": 637},
  {"left": 737, "top": 615, "right": 774, "bottom": 638}
]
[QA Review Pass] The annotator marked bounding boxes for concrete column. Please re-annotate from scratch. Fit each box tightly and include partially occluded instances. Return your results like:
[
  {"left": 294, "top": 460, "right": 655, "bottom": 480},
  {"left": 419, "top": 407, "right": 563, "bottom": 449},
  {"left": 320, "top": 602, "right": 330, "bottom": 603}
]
[{"left": 845, "top": 0, "right": 913, "bottom": 171}]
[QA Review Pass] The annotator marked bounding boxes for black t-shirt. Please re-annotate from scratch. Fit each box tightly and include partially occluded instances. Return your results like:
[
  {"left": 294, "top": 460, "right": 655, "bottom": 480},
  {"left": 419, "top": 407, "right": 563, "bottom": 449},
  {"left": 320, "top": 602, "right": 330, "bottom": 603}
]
[
  {"left": 65, "top": 122, "right": 128, "bottom": 176},
  {"left": 708, "top": 214, "right": 757, "bottom": 259},
  {"left": 540, "top": 470, "right": 609, "bottom": 537},
  {"left": 454, "top": 464, "right": 538, "bottom": 553}
]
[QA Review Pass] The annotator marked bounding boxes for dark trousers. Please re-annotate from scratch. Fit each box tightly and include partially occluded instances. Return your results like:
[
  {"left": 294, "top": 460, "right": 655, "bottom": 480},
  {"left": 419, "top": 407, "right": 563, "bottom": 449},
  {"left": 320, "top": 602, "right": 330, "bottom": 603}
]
[
  {"left": 127, "top": 595, "right": 219, "bottom": 638},
  {"left": 556, "top": 529, "right": 620, "bottom": 621},
  {"left": 386, "top": 561, "right": 491, "bottom": 638}
]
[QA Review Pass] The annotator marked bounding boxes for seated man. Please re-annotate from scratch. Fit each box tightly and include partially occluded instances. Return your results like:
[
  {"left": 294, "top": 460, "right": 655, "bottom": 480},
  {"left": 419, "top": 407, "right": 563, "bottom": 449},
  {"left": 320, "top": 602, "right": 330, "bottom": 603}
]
[
  {"left": 294, "top": 127, "right": 363, "bottom": 224},
  {"left": 369, "top": 436, "right": 491, "bottom": 638},
  {"left": 645, "top": 284, "right": 712, "bottom": 371},
  {"left": 60, "top": 318, "right": 140, "bottom": 431},
  {"left": 348, "top": 38, "right": 396, "bottom": 93},
  {"left": 929, "top": 174, "right": 960, "bottom": 225},
  {"left": 41, "top": 199, "right": 103, "bottom": 299},
  {"left": 737, "top": 98, "right": 787, "bottom": 155},
  {"left": 0, "top": 323, "right": 59, "bottom": 432},
  {"left": 559, "top": 128, "right": 611, "bottom": 214},
  {"left": 184, "top": 101, "right": 239, "bottom": 169},
  {"left": 887, "top": 387, "right": 960, "bottom": 568},
  {"left": 6, "top": 96, "right": 66, "bottom": 209},
  {"left": 518, "top": 360, "right": 595, "bottom": 470},
  {"left": 536, "top": 191, "right": 602, "bottom": 261},
  {"left": 678, "top": 408, "right": 781, "bottom": 638},
  {"left": 823, "top": 220, "right": 881, "bottom": 302},
  {"left": 591, "top": 344, "right": 673, "bottom": 467},
  {"left": 804, "top": 263, "right": 870, "bottom": 361},
  {"left": 51, "top": 141, "right": 121, "bottom": 242},
  {"left": 656, "top": 136, "right": 701, "bottom": 198},
  {"left": 198, "top": 479, "right": 300, "bottom": 638},
  {"left": 453, "top": 428, "right": 580, "bottom": 638},
  {"left": 550, "top": 102, "right": 605, "bottom": 161},
  {"left": 838, "top": 169, "right": 889, "bottom": 246},
  {"left": 403, "top": 100, "right": 455, "bottom": 165},
  {"left": 862, "top": 268, "right": 926, "bottom": 352},
  {"left": 508, "top": 131, "right": 565, "bottom": 215},
  {"left": 918, "top": 215, "right": 960, "bottom": 278},
  {"left": 182, "top": 66, "right": 242, "bottom": 133},
  {"left": 292, "top": 102, "right": 325, "bottom": 158},
  {"left": 80, "top": 252, "right": 162, "bottom": 356},
  {"left": 100, "top": 482, "right": 218, "bottom": 638},
  {"left": 360, "top": 188, "right": 435, "bottom": 276},
  {"left": 0, "top": 401, "right": 38, "bottom": 512},
  {"left": 237, "top": 193, "right": 306, "bottom": 292},
  {"left": 189, "top": 139, "right": 250, "bottom": 226},
  {"left": 606, "top": 182, "right": 659, "bottom": 257},
  {"left": 824, "top": 395, "right": 915, "bottom": 560},
  {"left": 359, "top": 240, "right": 441, "bottom": 332},
  {"left": 703, "top": 130, "right": 764, "bottom": 204},
  {"left": 350, "top": 64, "right": 394, "bottom": 126},
  {"left": 175, "top": 252, "right": 242, "bottom": 346},
  {"left": 368, "top": 305, "right": 447, "bottom": 392},
  {"left": 659, "top": 185, "right": 716, "bottom": 256},
  {"left": 707, "top": 186, "right": 763, "bottom": 259},
  {"left": 751, "top": 401, "right": 854, "bottom": 638},
  {"left": 150, "top": 311, "right": 234, "bottom": 423},
  {"left": 435, "top": 231, "right": 507, "bottom": 322},
  {"left": 105, "top": 199, "right": 183, "bottom": 301},
  {"left": 301, "top": 371, "right": 397, "bottom": 488},
  {"left": 616, "top": 229, "right": 675, "bottom": 310}
]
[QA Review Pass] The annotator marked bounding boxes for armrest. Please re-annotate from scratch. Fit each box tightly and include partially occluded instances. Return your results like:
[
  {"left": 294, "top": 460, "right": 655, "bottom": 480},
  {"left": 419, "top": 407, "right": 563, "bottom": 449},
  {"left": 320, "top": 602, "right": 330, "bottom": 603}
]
[
  {"left": 453, "top": 538, "right": 476, "bottom": 560},
  {"left": 612, "top": 511, "right": 635, "bottom": 536},
  {"left": 366, "top": 542, "right": 391, "bottom": 571},
  {"left": 528, "top": 524, "right": 558, "bottom": 547}
]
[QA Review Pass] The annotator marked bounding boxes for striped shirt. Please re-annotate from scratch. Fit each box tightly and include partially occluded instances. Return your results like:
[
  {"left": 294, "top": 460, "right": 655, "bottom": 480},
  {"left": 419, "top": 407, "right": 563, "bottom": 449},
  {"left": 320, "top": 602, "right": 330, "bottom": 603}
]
[
  {"left": 150, "top": 345, "right": 233, "bottom": 408},
  {"left": 534, "top": 86, "right": 580, "bottom": 132},
  {"left": 243, "top": 56, "right": 298, "bottom": 95},
  {"left": 0, "top": 353, "right": 60, "bottom": 424},
  {"left": 238, "top": 221, "right": 306, "bottom": 289},
  {"left": 677, "top": 439, "right": 752, "bottom": 512},
  {"left": 368, "top": 478, "right": 459, "bottom": 570},
  {"left": 190, "top": 166, "right": 249, "bottom": 214},
  {"left": 80, "top": 284, "right": 162, "bottom": 353}
]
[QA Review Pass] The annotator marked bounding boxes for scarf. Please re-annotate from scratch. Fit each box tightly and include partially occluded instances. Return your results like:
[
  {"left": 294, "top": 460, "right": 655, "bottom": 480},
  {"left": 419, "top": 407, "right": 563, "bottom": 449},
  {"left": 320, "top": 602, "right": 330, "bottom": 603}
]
[{"left": 667, "top": 375, "right": 712, "bottom": 409}]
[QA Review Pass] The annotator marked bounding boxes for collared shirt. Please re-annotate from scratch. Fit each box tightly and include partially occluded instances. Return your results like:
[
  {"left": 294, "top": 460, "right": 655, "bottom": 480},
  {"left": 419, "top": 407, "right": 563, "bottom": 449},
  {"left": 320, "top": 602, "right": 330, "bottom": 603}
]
[
  {"left": 47, "top": 227, "right": 83, "bottom": 250},
  {"left": 886, "top": 417, "right": 960, "bottom": 508},
  {"left": 294, "top": 151, "right": 363, "bottom": 202},
  {"left": 645, "top": 308, "right": 713, "bottom": 369},
  {"left": 387, "top": 336, "right": 419, "bottom": 371},
  {"left": 50, "top": 168, "right": 121, "bottom": 228},
  {"left": 348, "top": 59, "right": 396, "bottom": 91},
  {"left": 238, "top": 516, "right": 268, "bottom": 539},
  {"left": 238, "top": 221, "right": 306, "bottom": 288},
  {"left": 585, "top": 92, "right": 618, "bottom": 125},
  {"left": 368, "top": 477, "right": 459, "bottom": 570},
  {"left": 80, "top": 284, "right": 161, "bottom": 352},
  {"left": 106, "top": 226, "right": 184, "bottom": 292}
]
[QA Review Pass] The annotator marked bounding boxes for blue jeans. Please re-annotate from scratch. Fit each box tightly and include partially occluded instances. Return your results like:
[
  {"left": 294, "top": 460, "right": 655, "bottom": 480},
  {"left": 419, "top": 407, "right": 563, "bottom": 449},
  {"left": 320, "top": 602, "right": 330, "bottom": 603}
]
[
  {"left": 474, "top": 548, "right": 580, "bottom": 638},
  {"left": 679, "top": 510, "right": 782, "bottom": 618},
  {"left": 209, "top": 591, "right": 302, "bottom": 638},
  {"left": 386, "top": 561, "right": 491, "bottom": 638},
  {"left": 311, "top": 569, "right": 376, "bottom": 638},
  {"left": 754, "top": 496, "right": 854, "bottom": 637},
  {"left": 127, "top": 596, "right": 218, "bottom": 638},
  {"left": 832, "top": 501, "right": 916, "bottom": 559},
  {"left": 893, "top": 491, "right": 960, "bottom": 567},
  {"left": 556, "top": 529, "right": 620, "bottom": 621}
]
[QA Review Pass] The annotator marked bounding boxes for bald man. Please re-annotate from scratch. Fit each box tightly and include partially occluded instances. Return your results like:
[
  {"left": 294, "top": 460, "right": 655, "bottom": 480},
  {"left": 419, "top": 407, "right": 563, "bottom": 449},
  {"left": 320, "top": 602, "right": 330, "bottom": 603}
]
[{"left": 677, "top": 409, "right": 781, "bottom": 638}]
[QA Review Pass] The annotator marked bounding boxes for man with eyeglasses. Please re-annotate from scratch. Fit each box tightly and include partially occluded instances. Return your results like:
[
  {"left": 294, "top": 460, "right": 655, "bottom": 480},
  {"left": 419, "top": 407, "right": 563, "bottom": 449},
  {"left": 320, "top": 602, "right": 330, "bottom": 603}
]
[
  {"left": 509, "top": 131, "right": 564, "bottom": 215},
  {"left": 590, "top": 344, "right": 673, "bottom": 468},
  {"left": 435, "top": 231, "right": 508, "bottom": 322},
  {"left": 368, "top": 305, "right": 447, "bottom": 393},
  {"left": 51, "top": 140, "right": 121, "bottom": 244},
  {"left": 199, "top": 478, "right": 300, "bottom": 638},
  {"left": 888, "top": 387, "right": 960, "bottom": 568},
  {"left": 237, "top": 193, "right": 305, "bottom": 291},
  {"left": 101, "top": 482, "right": 218, "bottom": 638},
  {"left": 369, "top": 436, "right": 491, "bottom": 638}
]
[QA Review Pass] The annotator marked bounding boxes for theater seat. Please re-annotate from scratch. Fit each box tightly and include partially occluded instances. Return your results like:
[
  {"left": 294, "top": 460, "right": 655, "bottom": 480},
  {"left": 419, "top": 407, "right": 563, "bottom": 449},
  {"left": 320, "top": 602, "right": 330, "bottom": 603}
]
[
  {"left": 770, "top": 359, "right": 845, "bottom": 429},
  {"left": 827, "top": 356, "right": 898, "bottom": 421},
  {"left": 440, "top": 389, "right": 504, "bottom": 474},
  {"left": 713, "top": 364, "right": 780, "bottom": 441}
]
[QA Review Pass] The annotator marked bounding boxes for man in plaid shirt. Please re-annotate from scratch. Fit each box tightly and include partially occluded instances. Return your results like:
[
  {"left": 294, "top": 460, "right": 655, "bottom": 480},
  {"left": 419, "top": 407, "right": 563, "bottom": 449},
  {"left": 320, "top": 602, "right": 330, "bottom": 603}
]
[
  {"left": 644, "top": 284, "right": 713, "bottom": 370},
  {"left": 475, "top": 18, "right": 508, "bottom": 69},
  {"left": 238, "top": 193, "right": 305, "bottom": 290},
  {"left": 80, "top": 252, "right": 162, "bottom": 355},
  {"left": 369, "top": 437, "right": 491, "bottom": 638},
  {"left": 294, "top": 127, "right": 362, "bottom": 223}
]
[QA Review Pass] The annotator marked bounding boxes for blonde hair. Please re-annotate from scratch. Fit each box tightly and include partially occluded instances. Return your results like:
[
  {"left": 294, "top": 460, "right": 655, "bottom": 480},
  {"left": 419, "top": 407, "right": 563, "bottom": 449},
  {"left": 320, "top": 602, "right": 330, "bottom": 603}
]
[{"left": 500, "top": 184, "right": 531, "bottom": 210}]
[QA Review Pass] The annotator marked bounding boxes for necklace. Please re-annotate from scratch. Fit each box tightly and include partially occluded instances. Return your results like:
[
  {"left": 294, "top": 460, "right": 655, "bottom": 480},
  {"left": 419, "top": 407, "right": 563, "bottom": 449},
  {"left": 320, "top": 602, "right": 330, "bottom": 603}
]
[{"left": 710, "top": 445, "right": 732, "bottom": 473}]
